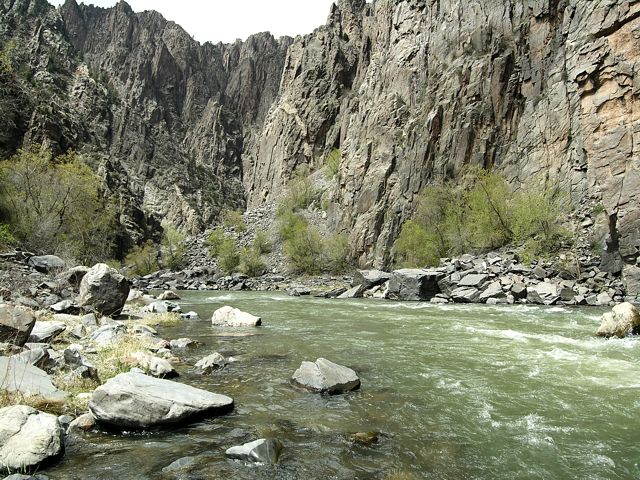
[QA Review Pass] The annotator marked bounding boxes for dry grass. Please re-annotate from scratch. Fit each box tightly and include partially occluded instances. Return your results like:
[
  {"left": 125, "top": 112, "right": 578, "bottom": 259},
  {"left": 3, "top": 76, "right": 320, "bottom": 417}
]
[
  {"left": 0, "top": 390, "right": 67, "bottom": 416},
  {"left": 88, "top": 333, "right": 150, "bottom": 381},
  {"left": 138, "top": 312, "right": 182, "bottom": 327}
]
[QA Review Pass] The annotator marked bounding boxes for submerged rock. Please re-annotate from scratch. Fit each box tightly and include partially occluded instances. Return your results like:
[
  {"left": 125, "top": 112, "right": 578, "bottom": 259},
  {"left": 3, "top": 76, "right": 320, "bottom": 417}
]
[
  {"left": 77, "top": 263, "right": 130, "bottom": 316},
  {"left": 225, "top": 438, "right": 283, "bottom": 464},
  {"left": 89, "top": 372, "right": 233, "bottom": 428},
  {"left": 291, "top": 358, "right": 360, "bottom": 394},
  {"left": 211, "top": 306, "right": 261, "bottom": 327},
  {"left": 596, "top": 302, "right": 640, "bottom": 338},
  {"left": 0, "top": 405, "right": 64, "bottom": 473},
  {"left": 195, "top": 352, "right": 227, "bottom": 374}
]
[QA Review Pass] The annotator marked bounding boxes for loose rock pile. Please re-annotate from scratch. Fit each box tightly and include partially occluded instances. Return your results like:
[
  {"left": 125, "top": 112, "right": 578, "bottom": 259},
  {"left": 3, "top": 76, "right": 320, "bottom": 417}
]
[{"left": 348, "top": 252, "right": 627, "bottom": 306}]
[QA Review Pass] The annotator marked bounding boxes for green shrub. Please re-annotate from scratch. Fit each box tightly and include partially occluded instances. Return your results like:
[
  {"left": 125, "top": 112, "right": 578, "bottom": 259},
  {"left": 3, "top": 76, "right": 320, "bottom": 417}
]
[
  {"left": 161, "top": 225, "right": 185, "bottom": 270},
  {"left": 239, "top": 247, "right": 266, "bottom": 277},
  {"left": 394, "top": 220, "right": 440, "bottom": 268},
  {"left": 284, "top": 225, "right": 324, "bottom": 274},
  {"left": 323, "top": 234, "right": 350, "bottom": 273},
  {"left": 393, "top": 167, "right": 569, "bottom": 266},
  {"left": 276, "top": 167, "right": 317, "bottom": 215},
  {"left": 324, "top": 149, "right": 341, "bottom": 178},
  {"left": 253, "top": 231, "right": 272, "bottom": 254},
  {"left": 125, "top": 240, "right": 159, "bottom": 276},
  {"left": 0, "top": 224, "right": 14, "bottom": 252},
  {"left": 207, "top": 228, "right": 226, "bottom": 257},
  {"left": 221, "top": 209, "right": 246, "bottom": 232},
  {"left": 217, "top": 238, "right": 240, "bottom": 274},
  {"left": 277, "top": 211, "right": 309, "bottom": 242},
  {"left": 591, "top": 203, "right": 605, "bottom": 216},
  {"left": 0, "top": 148, "right": 115, "bottom": 263}
]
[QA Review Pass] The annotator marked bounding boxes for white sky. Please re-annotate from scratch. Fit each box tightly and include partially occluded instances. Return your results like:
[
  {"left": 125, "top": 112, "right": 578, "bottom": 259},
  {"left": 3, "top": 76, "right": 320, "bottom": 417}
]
[{"left": 48, "top": 0, "right": 337, "bottom": 43}]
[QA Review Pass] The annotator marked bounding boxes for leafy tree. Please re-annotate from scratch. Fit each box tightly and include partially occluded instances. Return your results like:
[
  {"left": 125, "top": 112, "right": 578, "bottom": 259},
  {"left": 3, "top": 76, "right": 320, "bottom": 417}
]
[
  {"left": 161, "top": 225, "right": 186, "bottom": 270},
  {"left": 0, "top": 148, "right": 115, "bottom": 262},
  {"left": 125, "top": 240, "right": 158, "bottom": 276},
  {"left": 323, "top": 233, "right": 350, "bottom": 273},
  {"left": 283, "top": 224, "right": 324, "bottom": 274},
  {"left": 207, "top": 228, "right": 226, "bottom": 257},
  {"left": 0, "top": 224, "right": 14, "bottom": 252},
  {"left": 394, "top": 220, "right": 440, "bottom": 267},
  {"left": 253, "top": 231, "right": 272, "bottom": 254}
]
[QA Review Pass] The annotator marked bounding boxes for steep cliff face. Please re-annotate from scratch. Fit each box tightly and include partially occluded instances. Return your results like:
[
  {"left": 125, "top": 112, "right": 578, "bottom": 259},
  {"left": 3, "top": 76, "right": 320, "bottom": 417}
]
[
  {"left": 247, "top": 0, "right": 640, "bottom": 276},
  {"left": 1, "top": 0, "right": 639, "bottom": 282},
  {"left": 0, "top": 0, "right": 291, "bottom": 249}
]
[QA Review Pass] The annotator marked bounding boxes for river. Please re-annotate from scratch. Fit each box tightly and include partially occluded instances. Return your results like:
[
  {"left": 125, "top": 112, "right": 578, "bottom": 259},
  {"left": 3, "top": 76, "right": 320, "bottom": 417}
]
[{"left": 46, "top": 291, "right": 639, "bottom": 479}]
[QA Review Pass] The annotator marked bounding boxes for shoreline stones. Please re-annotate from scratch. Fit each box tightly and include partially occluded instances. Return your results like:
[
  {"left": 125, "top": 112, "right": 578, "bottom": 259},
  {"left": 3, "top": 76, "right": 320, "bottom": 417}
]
[
  {"left": 0, "top": 406, "right": 65, "bottom": 473},
  {"left": 291, "top": 358, "right": 360, "bottom": 394},
  {"left": 211, "top": 306, "right": 261, "bottom": 327},
  {"left": 89, "top": 372, "right": 234, "bottom": 429}
]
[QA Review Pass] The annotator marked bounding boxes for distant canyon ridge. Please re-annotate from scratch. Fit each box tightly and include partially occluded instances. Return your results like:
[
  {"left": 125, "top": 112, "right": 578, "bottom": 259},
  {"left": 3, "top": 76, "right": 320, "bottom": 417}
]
[{"left": 0, "top": 0, "right": 639, "bottom": 280}]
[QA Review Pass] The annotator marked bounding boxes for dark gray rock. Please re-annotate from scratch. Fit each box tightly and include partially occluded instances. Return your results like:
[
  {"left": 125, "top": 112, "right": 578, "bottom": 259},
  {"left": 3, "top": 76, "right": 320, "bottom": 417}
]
[
  {"left": 77, "top": 264, "right": 130, "bottom": 316},
  {"left": 450, "top": 287, "right": 481, "bottom": 303},
  {"left": 337, "top": 284, "right": 365, "bottom": 299},
  {"left": 0, "top": 305, "right": 36, "bottom": 347},
  {"left": 291, "top": 358, "right": 360, "bottom": 394},
  {"left": 89, "top": 372, "right": 234, "bottom": 428},
  {"left": 352, "top": 270, "right": 391, "bottom": 290},
  {"left": 225, "top": 438, "right": 284, "bottom": 464},
  {"left": 0, "top": 406, "right": 64, "bottom": 473},
  {"left": 458, "top": 274, "right": 489, "bottom": 288},
  {"left": 388, "top": 269, "right": 444, "bottom": 301},
  {"left": 27, "top": 256, "right": 65, "bottom": 273}
]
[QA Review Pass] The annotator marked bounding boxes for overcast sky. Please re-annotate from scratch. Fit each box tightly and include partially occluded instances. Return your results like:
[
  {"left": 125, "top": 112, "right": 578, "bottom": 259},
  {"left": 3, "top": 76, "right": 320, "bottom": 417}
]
[{"left": 48, "top": 0, "right": 337, "bottom": 43}]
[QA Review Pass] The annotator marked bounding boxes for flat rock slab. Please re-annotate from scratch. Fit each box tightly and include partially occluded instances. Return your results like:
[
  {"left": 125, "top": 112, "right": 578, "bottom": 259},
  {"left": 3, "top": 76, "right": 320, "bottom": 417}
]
[
  {"left": 89, "top": 372, "right": 234, "bottom": 429},
  {"left": 0, "top": 305, "right": 36, "bottom": 347},
  {"left": 27, "top": 255, "right": 65, "bottom": 273},
  {"left": 225, "top": 438, "right": 283, "bottom": 464},
  {"left": 211, "top": 306, "right": 261, "bottom": 327},
  {"left": 0, "top": 357, "right": 67, "bottom": 403},
  {"left": 291, "top": 358, "right": 360, "bottom": 394},
  {"left": 28, "top": 321, "right": 67, "bottom": 343},
  {"left": 0, "top": 405, "right": 64, "bottom": 472}
]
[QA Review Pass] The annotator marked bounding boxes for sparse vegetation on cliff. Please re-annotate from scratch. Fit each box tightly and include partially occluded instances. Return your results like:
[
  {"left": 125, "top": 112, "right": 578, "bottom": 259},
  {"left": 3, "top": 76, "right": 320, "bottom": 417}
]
[{"left": 394, "top": 168, "right": 570, "bottom": 267}]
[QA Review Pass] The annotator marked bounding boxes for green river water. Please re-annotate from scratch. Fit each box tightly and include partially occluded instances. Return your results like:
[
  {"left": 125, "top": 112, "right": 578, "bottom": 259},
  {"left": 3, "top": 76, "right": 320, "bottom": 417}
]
[{"left": 46, "top": 291, "right": 640, "bottom": 479}]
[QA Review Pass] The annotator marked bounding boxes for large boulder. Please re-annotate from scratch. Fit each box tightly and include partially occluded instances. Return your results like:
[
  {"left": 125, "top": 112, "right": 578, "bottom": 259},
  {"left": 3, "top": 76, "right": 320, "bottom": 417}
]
[
  {"left": 0, "top": 406, "right": 64, "bottom": 472},
  {"left": 57, "top": 266, "right": 90, "bottom": 291},
  {"left": 211, "top": 306, "right": 261, "bottom": 327},
  {"left": 352, "top": 270, "right": 391, "bottom": 290},
  {"left": 89, "top": 372, "right": 234, "bottom": 428},
  {"left": 77, "top": 264, "right": 130, "bottom": 316},
  {"left": 27, "top": 255, "right": 65, "bottom": 273},
  {"left": 225, "top": 438, "right": 284, "bottom": 464},
  {"left": 387, "top": 269, "right": 444, "bottom": 301},
  {"left": 291, "top": 358, "right": 360, "bottom": 394},
  {"left": 0, "top": 357, "right": 67, "bottom": 403},
  {"left": 0, "top": 305, "right": 36, "bottom": 347},
  {"left": 596, "top": 302, "right": 640, "bottom": 338}
]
